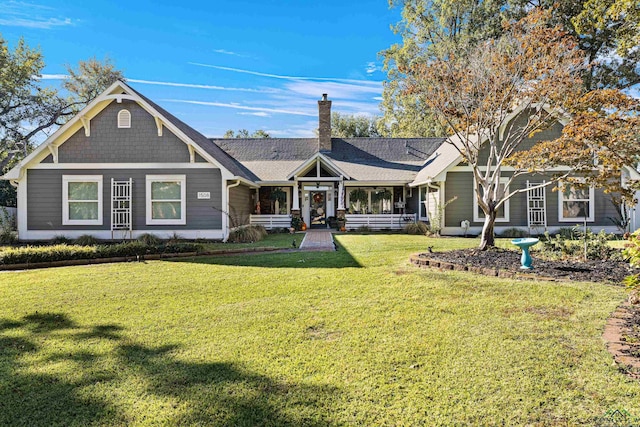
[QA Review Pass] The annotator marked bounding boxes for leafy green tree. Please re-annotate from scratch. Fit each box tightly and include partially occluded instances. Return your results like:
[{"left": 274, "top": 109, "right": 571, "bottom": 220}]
[
  {"left": 380, "top": 0, "right": 640, "bottom": 136},
  {"left": 223, "top": 129, "right": 271, "bottom": 138},
  {"left": 331, "top": 112, "right": 383, "bottom": 138},
  {"left": 0, "top": 34, "right": 123, "bottom": 205}
]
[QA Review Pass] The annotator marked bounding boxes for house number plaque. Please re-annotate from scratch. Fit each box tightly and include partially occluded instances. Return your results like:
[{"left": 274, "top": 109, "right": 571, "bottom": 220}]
[{"left": 197, "top": 192, "right": 211, "bottom": 199}]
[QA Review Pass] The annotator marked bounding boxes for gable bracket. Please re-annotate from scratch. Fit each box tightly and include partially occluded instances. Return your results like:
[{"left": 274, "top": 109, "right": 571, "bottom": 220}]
[
  {"left": 47, "top": 144, "right": 58, "bottom": 163},
  {"left": 80, "top": 116, "right": 90, "bottom": 137},
  {"left": 154, "top": 116, "right": 163, "bottom": 136},
  {"left": 188, "top": 145, "right": 195, "bottom": 163}
]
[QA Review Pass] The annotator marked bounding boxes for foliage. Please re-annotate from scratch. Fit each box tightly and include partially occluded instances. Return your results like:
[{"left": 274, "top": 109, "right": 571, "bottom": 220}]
[
  {"left": 330, "top": 112, "right": 384, "bottom": 137},
  {"left": 427, "top": 196, "right": 457, "bottom": 237},
  {"left": 227, "top": 225, "right": 268, "bottom": 243},
  {"left": 0, "top": 35, "right": 123, "bottom": 172},
  {"left": 137, "top": 233, "right": 162, "bottom": 246},
  {"left": 404, "top": 221, "right": 429, "bottom": 235},
  {"left": 380, "top": 1, "right": 640, "bottom": 137},
  {"left": 371, "top": 189, "right": 392, "bottom": 204},
  {"left": 0, "top": 181, "right": 16, "bottom": 207},
  {"left": 74, "top": 234, "right": 99, "bottom": 246},
  {"left": 0, "top": 234, "right": 637, "bottom": 424},
  {"left": 349, "top": 189, "right": 368, "bottom": 206},
  {"left": 269, "top": 187, "right": 286, "bottom": 204},
  {"left": 223, "top": 129, "right": 271, "bottom": 138},
  {"left": 0, "top": 206, "right": 17, "bottom": 244},
  {"left": 623, "top": 230, "right": 640, "bottom": 293},
  {"left": 51, "top": 235, "right": 72, "bottom": 245},
  {"left": 291, "top": 216, "right": 304, "bottom": 231},
  {"left": 0, "top": 241, "right": 202, "bottom": 265},
  {"left": 500, "top": 228, "right": 528, "bottom": 238},
  {"left": 539, "top": 226, "right": 621, "bottom": 261}
]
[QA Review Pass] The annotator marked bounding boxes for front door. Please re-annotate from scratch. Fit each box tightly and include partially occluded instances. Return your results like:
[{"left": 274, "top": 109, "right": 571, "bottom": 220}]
[{"left": 310, "top": 191, "right": 326, "bottom": 228}]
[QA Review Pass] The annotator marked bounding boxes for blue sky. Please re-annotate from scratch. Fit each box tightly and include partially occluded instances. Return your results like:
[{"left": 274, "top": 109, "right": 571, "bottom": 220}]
[{"left": 1, "top": 0, "right": 402, "bottom": 137}]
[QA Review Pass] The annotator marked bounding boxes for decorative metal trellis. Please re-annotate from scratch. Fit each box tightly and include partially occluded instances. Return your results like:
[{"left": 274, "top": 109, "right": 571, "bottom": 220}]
[
  {"left": 526, "top": 180, "right": 547, "bottom": 234},
  {"left": 111, "top": 178, "right": 132, "bottom": 240}
]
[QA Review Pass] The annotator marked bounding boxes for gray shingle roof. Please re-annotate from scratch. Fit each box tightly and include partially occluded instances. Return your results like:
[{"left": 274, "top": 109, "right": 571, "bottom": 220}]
[{"left": 210, "top": 137, "right": 446, "bottom": 182}]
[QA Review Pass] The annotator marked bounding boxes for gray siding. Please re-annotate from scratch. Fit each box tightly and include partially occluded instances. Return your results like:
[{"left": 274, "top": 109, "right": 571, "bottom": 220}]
[
  {"left": 58, "top": 100, "right": 191, "bottom": 163},
  {"left": 27, "top": 169, "right": 222, "bottom": 230},
  {"left": 444, "top": 171, "right": 619, "bottom": 228},
  {"left": 229, "top": 184, "right": 253, "bottom": 226},
  {"left": 477, "top": 112, "right": 564, "bottom": 165}
]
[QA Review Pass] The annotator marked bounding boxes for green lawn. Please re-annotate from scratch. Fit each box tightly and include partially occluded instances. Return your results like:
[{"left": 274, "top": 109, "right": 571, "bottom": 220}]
[{"left": 1, "top": 235, "right": 638, "bottom": 426}]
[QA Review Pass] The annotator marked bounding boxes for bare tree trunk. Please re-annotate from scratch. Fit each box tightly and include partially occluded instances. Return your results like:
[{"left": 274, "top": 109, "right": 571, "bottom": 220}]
[{"left": 479, "top": 210, "right": 496, "bottom": 250}]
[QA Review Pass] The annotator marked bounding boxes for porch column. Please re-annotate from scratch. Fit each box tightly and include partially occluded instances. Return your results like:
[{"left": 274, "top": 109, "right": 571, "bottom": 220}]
[
  {"left": 291, "top": 181, "right": 300, "bottom": 217},
  {"left": 337, "top": 179, "right": 346, "bottom": 219}
]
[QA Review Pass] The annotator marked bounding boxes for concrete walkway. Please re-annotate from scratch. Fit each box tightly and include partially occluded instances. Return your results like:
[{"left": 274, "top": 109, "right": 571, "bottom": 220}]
[{"left": 299, "top": 230, "right": 335, "bottom": 251}]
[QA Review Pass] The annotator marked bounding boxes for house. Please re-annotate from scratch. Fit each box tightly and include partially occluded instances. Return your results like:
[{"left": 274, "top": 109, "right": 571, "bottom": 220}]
[{"left": 3, "top": 80, "right": 638, "bottom": 241}]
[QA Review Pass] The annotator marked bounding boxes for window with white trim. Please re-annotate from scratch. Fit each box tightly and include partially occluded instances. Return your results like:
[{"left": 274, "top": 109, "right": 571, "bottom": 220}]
[
  {"left": 558, "top": 182, "right": 594, "bottom": 222},
  {"left": 117, "top": 109, "right": 131, "bottom": 128},
  {"left": 146, "top": 175, "right": 186, "bottom": 225},
  {"left": 473, "top": 177, "right": 510, "bottom": 223},
  {"left": 62, "top": 175, "right": 103, "bottom": 225}
]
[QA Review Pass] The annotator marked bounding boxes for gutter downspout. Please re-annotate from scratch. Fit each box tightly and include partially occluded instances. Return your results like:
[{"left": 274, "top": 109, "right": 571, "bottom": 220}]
[{"left": 224, "top": 179, "right": 241, "bottom": 242}]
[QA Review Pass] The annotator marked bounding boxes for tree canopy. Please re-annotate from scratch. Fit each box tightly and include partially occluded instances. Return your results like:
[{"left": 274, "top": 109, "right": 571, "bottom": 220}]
[
  {"left": 331, "top": 112, "right": 383, "bottom": 138},
  {"left": 223, "top": 129, "right": 271, "bottom": 138},
  {"left": 381, "top": 0, "right": 640, "bottom": 136}
]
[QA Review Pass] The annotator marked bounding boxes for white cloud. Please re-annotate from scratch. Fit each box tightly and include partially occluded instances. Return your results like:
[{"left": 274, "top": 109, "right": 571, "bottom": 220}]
[
  {"left": 128, "top": 78, "right": 277, "bottom": 93},
  {"left": 39, "top": 74, "right": 69, "bottom": 80},
  {"left": 1, "top": 1, "right": 74, "bottom": 29},
  {"left": 213, "top": 49, "right": 250, "bottom": 58},
  {"left": 238, "top": 112, "right": 271, "bottom": 117},
  {"left": 163, "top": 99, "right": 317, "bottom": 117},
  {"left": 366, "top": 61, "right": 382, "bottom": 75}
]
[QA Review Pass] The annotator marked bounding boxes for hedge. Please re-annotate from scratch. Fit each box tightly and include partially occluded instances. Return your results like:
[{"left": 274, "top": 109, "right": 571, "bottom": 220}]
[{"left": 0, "top": 242, "right": 203, "bottom": 265}]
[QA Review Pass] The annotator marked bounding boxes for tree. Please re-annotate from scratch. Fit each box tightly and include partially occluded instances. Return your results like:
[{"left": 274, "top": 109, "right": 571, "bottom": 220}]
[
  {"left": 0, "top": 35, "right": 123, "bottom": 172},
  {"left": 223, "top": 129, "right": 271, "bottom": 138},
  {"left": 331, "top": 112, "right": 383, "bottom": 138},
  {"left": 381, "top": 0, "right": 640, "bottom": 136},
  {"left": 405, "top": 9, "right": 589, "bottom": 250}
]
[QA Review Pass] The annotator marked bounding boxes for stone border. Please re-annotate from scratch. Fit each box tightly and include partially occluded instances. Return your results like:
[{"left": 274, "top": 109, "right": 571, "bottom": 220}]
[
  {"left": 409, "top": 253, "right": 567, "bottom": 282},
  {"left": 0, "top": 247, "right": 283, "bottom": 271},
  {"left": 604, "top": 303, "right": 640, "bottom": 380}
]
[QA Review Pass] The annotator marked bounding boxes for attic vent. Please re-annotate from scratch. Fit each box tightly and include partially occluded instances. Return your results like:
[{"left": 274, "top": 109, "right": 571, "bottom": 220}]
[{"left": 117, "top": 109, "right": 131, "bottom": 128}]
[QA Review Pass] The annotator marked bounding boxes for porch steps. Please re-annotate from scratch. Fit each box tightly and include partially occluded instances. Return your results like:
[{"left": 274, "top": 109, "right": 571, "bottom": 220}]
[{"left": 299, "top": 230, "right": 335, "bottom": 251}]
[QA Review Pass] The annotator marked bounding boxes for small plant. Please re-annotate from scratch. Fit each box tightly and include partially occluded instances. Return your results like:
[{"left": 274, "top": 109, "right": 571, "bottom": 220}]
[
  {"left": 166, "top": 232, "right": 183, "bottom": 245},
  {"left": 404, "top": 222, "right": 429, "bottom": 235},
  {"left": 74, "top": 234, "right": 99, "bottom": 246},
  {"left": 291, "top": 216, "right": 303, "bottom": 231},
  {"left": 500, "top": 227, "right": 528, "bottom": 238},
  {"left": 137, "top": 233, "right": 162, "bottom": 246},
  {"left": 428, "top": 196, "right": 457, "bottom": 237},
  {"left": 356, "top": 225, "right": 372, "bottom": 233},
  {"left": 623, "top": 230, "right": 640, "bottom": 302},
  {"left": 0, "top": 206, "right": 17, "bottom": 244},
  {"left": 228, "top": 225, "right": 268, "bottom": 243},
  {"left": 51, "top": 235, "right": 72, "bottom": 245},
  {"left": 539, "top": 227, "right": 620, "bottom": 261}
]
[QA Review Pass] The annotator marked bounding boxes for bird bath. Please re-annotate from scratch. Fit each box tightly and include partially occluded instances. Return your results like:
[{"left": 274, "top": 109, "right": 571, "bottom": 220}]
[{"left": 511, "top": 238, "right": 539, "bottom": 269}]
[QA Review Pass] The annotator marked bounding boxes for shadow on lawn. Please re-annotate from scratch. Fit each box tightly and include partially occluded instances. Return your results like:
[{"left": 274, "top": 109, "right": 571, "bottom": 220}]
[
  {"left": 169, "top": 248, "right": 362, "bottom": 269},
  {"left": 0, "top": 312, "right": 339, "bottom": 426}
]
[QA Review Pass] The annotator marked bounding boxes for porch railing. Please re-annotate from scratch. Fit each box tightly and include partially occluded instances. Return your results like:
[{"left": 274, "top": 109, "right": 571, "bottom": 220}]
[
  {"left": 345, "top": 213, "right": 416, "bottom": 230},
  {"left": 249, "top": 214, "right": 291, "bottom": 229}
]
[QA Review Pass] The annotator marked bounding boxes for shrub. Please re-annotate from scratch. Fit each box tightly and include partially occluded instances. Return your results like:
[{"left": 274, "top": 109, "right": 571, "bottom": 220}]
[
  {"left": 74, "top": 234, "right": 99, "bottom": 246},
  {"left": 404, "top": 222, "right": 429, "bottom": 235},
  {"left": 500, "top": 228, "right": 528, "bottom": 238},
  {"left": 539, "top": 228, "right": 621, "bottom": 261},
  {"left": 356, "top": 225, "right": 372, "bottom": 233},
  {"left": 137, "top": 233, "right": 162, "bottom": 246},
  {"left": 291, "top": 216, "right": 303, "bottom": 231},
  {"left": 228, "top": 225, "right": 267, "bottom": 243},
  {"left": 51, "top": 235, "right": 72, "bottom": 245},
  {"left": 0, "top": 207, "right": 17, "bottom": 244},
  {"left": 624, "top": 231, "right": 640, "bottom": 302}
]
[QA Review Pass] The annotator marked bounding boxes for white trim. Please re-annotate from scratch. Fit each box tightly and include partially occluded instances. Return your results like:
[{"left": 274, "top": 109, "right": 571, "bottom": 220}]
[
  {"left": 286, "top": 153, "right": 350, "bottom": 180},
  {"left": 62, "top": 175, "right": 103, "bottom": 226},
  {"left": 117, "top": 109, "right": 131, "bottom": 128},
  {"left": 473, "top": 176, "right": 510, "bottom": 223},
  {"left": 32, "top": 163, "right": 217, "bottom": 169},
  {"left": 146, "top": 175, "right": 186, "bottom": 225},
  {"left": 17, "top": 229, "right": 224, "bottom": 241},
  {"left": 558, "top": 181, "right": 595, "bottom": 222}
]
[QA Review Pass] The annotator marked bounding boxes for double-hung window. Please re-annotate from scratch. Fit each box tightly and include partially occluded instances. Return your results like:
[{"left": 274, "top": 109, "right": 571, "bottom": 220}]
[
  {"left": 558, "top": 182, "right": 594, "bottom": 222},
  {"left": 146, "top": 175, "right": 186, "bottom": 225},
  {"left": 62, "top": 175, "right": 103, "bottom": 225}
]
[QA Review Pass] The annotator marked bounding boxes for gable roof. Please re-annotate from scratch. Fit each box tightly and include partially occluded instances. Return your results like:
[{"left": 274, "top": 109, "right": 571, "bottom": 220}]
[
  {"left": 211, "top": 137, "right": 445, "bottom": 182},
  {"left": 3, "top": 80, "right": 257, "bottom": 182}
]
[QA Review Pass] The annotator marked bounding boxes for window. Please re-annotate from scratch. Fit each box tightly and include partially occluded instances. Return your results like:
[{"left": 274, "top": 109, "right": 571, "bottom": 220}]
[
  {"left": 146, "top": 175, "right": 186, "bottom": 225},
  {"left": 473, "top": 177, "right": 510, "bottom": 223},
  {"left": 558, "top": 182, "right": 594, "bottom": 222},
  {"left": 62, "top": 175, "right": 103, "bottom": 225},
  {"left": 117, "top": 109, "right": 131, "bottom": 128}
]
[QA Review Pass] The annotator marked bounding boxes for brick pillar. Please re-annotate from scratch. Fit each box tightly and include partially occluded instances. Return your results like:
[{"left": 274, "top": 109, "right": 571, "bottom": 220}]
[{"left": 318, "top": 94, "right": 332, "bottom": 152}]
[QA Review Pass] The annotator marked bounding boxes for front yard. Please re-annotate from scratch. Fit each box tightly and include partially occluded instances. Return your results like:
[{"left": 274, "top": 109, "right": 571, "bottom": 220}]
[{"left": 1, "top": 234, "right": 638, "bottom": 425}]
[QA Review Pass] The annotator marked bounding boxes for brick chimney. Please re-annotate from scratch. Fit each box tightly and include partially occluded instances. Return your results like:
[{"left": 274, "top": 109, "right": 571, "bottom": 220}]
[{"left": 318, "top": 93, "right": 332, "bottom": 152}]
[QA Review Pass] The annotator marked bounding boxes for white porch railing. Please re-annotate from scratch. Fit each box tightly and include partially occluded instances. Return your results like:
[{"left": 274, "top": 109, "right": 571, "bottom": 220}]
[
  {"left": 250, "top": 214, "right": 291, "bottom": 229},
  {"left": 345, "top": 213, "right": 416, "bottom": 230}
]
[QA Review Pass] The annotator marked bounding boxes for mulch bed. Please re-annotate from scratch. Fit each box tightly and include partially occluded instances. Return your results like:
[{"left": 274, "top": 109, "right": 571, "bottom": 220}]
[{"left": 410, "top": 247, "right": 636, "bottom": 284}]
